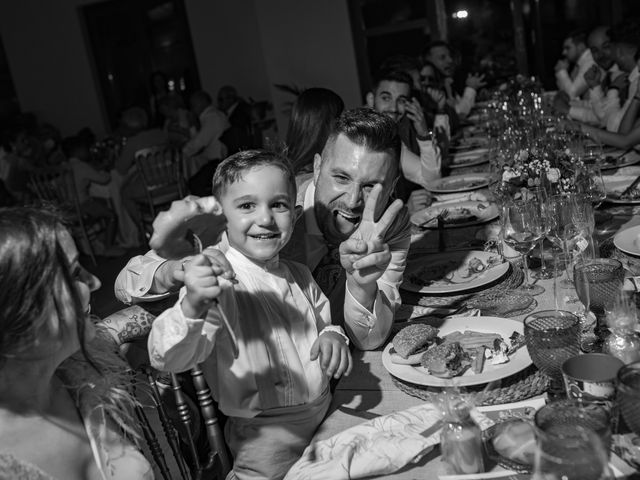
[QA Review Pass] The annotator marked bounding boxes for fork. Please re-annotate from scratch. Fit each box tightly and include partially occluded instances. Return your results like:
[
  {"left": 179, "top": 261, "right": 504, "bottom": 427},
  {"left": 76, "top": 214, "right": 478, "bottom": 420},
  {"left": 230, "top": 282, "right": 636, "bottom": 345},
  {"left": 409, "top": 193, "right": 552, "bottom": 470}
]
[{"left": 437, "top": 209, "right": 449, "bottom": 252}]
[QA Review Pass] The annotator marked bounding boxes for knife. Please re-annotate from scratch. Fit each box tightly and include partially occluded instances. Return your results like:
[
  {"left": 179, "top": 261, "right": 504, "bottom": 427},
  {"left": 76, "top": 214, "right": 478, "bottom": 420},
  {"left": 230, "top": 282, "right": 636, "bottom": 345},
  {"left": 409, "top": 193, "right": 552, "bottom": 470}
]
[{"left": 620, "top": 174, "right": 640, "bottom": 198}]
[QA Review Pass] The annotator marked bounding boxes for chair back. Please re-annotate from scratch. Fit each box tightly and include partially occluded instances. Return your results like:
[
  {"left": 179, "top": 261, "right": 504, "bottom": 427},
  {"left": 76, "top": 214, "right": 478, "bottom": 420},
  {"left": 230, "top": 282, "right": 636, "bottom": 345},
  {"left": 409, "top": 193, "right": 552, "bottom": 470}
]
[
  {"left": 28, "top": 165, "right": 79, "bottom": 209},
  {"left": 135, "top": 145, "right": 186, "bottom": 196}
]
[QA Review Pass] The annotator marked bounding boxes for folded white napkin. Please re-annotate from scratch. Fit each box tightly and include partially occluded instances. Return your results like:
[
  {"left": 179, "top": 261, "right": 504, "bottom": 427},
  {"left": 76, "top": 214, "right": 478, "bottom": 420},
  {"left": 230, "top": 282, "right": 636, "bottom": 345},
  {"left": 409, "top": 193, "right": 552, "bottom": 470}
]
[{"left": 285, "top": 404, "right": 493, "bottom": 480}]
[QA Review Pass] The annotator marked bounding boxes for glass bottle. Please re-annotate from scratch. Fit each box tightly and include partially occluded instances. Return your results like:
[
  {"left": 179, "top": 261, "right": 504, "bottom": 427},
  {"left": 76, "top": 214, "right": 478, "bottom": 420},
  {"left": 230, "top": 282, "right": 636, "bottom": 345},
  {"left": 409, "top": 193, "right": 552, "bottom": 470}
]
[{"left": 440, "top": 399, "right": 484, "bottom": 475}]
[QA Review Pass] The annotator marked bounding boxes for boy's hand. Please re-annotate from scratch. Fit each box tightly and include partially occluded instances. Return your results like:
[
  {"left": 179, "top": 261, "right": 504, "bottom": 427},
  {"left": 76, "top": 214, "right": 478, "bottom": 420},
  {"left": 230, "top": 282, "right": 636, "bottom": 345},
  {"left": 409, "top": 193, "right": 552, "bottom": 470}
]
[
  {"left": 173, "top": 247, "right": 235, "bottom": 285},
  {"left": 181, "top": 254, "right": 225, "bottom": 319},
  {"left": 310, "top": 332, "right": 352, "bottom": 379}
]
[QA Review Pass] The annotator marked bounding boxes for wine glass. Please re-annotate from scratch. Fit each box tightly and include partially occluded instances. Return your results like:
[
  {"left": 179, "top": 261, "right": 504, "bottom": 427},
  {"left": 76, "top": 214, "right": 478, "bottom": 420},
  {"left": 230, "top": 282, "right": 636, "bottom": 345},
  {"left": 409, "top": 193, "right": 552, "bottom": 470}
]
[
  {"left": 524, "top": 310, "right": 580, "bottom": 396},
  {"left": 531, "top": 424, "right": 613, "bottom": 480},
  {"left": 573, "top": 258, "right": 625, "bottom": 352},
  {"left": 527, "top": 187, "right": 553, "bottom": 280},
  {"left": 502, "top": 199, "right": 545, "bottom": 295}
]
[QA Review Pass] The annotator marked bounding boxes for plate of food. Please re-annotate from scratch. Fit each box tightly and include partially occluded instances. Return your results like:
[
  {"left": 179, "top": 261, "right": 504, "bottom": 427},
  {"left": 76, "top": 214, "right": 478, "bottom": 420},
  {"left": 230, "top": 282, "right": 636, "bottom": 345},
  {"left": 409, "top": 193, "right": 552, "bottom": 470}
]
[
  {"left": 603, "top": 175, "right": 640, "bottom": 203},
  {"left": 410, "top": 200, "right": 499, "bottom": 229},
  {"left": 449, "top": 148, "right": 490, "bottom": 169},
  {"left": 382, "top": 316, "right": 531, "bottom": 387},
  {"left": 613, "top": 225, "right": 640, "bottom": 256},
  {"left": 450, "top": 136, "right": 489, "bottom": 152},
  {"left": 425, "top": 174, "right": 491, "bottom": 193},
  {"left": 600, "top": 148, "right": 640, "bottom": 171},
  {"left": 401, "top": 250, "right": 509, "bottom": 294}
]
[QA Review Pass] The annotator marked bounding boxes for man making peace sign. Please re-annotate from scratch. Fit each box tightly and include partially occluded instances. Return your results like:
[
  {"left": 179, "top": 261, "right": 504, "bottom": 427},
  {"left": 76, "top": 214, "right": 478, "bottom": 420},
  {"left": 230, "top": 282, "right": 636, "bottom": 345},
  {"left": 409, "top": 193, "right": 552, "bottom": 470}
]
[{"left": 114, "top": 108, "right": 410, "bottom": 350}]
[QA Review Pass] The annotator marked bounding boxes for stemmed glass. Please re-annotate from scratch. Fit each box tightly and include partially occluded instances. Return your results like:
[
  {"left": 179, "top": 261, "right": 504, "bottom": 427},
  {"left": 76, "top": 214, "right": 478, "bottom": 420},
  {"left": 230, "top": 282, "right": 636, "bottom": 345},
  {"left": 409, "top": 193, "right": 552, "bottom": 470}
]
[
  {"left": 527, "top": 187, "right": 553, "bottom": 279},
  {"left": 524, "top": 310, "right": 581, "bottom": 396},
  {"left": 502, "top": 199, "right": 545, "bottom": 295},
  {"left": 573, "top": 258, "right": 625, "bottom": 352}
]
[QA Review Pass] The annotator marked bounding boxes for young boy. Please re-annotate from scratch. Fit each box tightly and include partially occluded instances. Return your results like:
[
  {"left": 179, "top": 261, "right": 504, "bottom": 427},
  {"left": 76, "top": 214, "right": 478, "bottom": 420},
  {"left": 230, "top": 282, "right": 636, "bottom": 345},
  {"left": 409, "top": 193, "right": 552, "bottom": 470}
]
[{"left": 148, "top": 150, "right": 352, "bottom": 480}]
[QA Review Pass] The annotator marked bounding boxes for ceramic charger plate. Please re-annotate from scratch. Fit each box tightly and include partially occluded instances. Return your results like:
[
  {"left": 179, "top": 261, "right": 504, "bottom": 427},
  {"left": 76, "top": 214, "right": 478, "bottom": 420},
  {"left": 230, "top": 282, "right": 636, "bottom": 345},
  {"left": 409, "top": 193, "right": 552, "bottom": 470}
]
[
  {"left": 382, "top": 316, "right": 532, "bottom": 387},
  {"left": 401, "top": 250, "right": 509, "bottom": 295},
  {"left": 613, "top": 225, "right": 640, "bottom": 256},
  {"left": 603, "top": 176, "right": 640, "bottom": 204},
  {"left": 600, "top": 148, "right": 640, "bottom": 171},
  {"left": 424, "top": 174, "right": 491, "bottom": 193},
  {"left": 410, "top": 201, "right": 499, "bottom": 229}
]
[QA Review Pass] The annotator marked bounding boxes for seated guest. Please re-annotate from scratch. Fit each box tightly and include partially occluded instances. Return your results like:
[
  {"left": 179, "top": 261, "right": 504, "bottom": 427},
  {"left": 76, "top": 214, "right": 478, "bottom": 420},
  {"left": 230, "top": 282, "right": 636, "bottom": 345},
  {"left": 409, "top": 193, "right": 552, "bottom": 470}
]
[
  {"left": 606, "top": 24, "right": 640, "bottom": 134},
  {"left": 218, "top": 85, "right": 254, "bottom": 154},
  {"left": 365, "top": 69, "right": 441, "bottom": 195},
  {"left": 555, "top": 29, "right": 597, "bottom": 100},
  {"left": 0, "top": 207, "right": 152, "bottom": 479},
  {"left": 64, "top": 135, "right": 120, "bottom": 255},
  {"left": 158, "top": 95, "right": 192, "bottom": 147},
  {"left": 285, "top": 87, "right": 344, "bottom": 184},
  {"left": 422, "top": 41, "right": 486, "bottom": 118},
  {"left": 149, "top": 151, "right": 352, "bottom": 479},
  {"left": 562, "top": 26, "right": 628, "bottom": 130},
  {"left": 115, "top": 109, "right": 410, "bottom": 350},
  {"left": 184, "top": 90, "right": 229, "bottom": 195}
]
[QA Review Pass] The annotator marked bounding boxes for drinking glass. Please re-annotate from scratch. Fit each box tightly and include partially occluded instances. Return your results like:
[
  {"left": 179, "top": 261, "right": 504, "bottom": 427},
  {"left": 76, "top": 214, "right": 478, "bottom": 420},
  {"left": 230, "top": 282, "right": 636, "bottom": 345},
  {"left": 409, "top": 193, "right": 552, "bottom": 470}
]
[
  {"left": 502, "top": 199, "right": 545, "bottom": 295},
  {"left": 524, "top": 310, "right": 580, "bottom": 395},
  {"left": 616, "top": 361, "right": 640, "bottom": 436},
  {"left": 527, "top": 187, "right": 553, "bottom": 280},
  {"left": 573, "top": 259, "right": 625, "bottom": 351},
  {"left": 531, "top": 424, "right": 613, "bottom": 480}
]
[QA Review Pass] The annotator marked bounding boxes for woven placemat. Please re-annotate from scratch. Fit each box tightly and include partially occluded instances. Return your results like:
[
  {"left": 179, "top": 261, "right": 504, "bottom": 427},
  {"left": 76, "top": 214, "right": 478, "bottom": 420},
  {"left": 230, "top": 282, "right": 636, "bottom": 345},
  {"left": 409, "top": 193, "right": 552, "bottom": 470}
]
[
  {"left": 601, "top": 237, "right": 640, "bottom": 276},
  {"left": 400, "top": 264, "right": 527, "bottom": 316},
  {"left": 391, "top": 365, "right": 549, "bottom": 406}
]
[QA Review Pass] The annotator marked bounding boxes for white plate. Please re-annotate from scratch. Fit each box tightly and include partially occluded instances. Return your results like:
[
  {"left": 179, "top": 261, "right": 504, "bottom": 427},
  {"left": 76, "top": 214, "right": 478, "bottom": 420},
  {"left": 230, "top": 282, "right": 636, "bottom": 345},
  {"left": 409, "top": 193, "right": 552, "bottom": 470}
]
[
  {"left": 425, "top": 174, "right": 491, "bottom": 193},
  {"left": 401, "top": 250, "right": 509, "bottom": 294},
  {"left": 449, "top": 152, "right": 491, "bottom": 170},
  {"left": 600, "top": 149, "right": 640, "bottom": 171},
  {"left": 410, "top": 201, "right": 499, "bottom": 229},
  {"left": 383, "top": 316, "right": 531, "bottom": 387},
  {"left": 613, "top": 225, "right": 640, "bottom": 256},
  {"left": 603, "top": 175, "right": 640, "bottom": 203}
]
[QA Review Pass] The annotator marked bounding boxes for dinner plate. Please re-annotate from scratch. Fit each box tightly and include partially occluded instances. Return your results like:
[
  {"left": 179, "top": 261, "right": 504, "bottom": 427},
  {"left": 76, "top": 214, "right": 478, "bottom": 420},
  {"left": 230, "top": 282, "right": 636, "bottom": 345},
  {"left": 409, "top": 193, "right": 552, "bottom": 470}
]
[
  {"left": 600, "top": 148, "right": 640, "bottom": 171},
  {"left": 401, "top": 250, "right": 509, "bottom": 294},
  {"left": 613, "top": 225, "right": 640, "bottom": 256},
  {"left": 449, "top": 148, "right": 491, "bottom": 169},
  {"left": 425, "top": 174, "right": 491, "bottom": 193},
  {"left": 382, "top": 316, "right": 532, "bottom": 387},
  {"left": 410, "top": 200, "right": 499, "bottom": 229}
]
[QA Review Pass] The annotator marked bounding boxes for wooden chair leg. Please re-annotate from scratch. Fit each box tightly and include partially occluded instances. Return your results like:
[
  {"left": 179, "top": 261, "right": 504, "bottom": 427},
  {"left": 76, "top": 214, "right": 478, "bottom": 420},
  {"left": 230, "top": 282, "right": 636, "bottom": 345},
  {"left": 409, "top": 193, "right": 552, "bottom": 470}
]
[{"left": 170, "top": 373, "right": 203, "bottom": 479}]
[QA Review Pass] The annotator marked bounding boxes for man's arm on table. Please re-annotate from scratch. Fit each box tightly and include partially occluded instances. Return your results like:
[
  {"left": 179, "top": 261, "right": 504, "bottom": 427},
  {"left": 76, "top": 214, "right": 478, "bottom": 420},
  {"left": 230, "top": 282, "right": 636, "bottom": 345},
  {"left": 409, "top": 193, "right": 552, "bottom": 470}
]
[
  {"left": 399, "top": 139, "right": 441, "bottom": 188},
  {"left": 114, "top": 250, "right": 181, "bottom": 304}
]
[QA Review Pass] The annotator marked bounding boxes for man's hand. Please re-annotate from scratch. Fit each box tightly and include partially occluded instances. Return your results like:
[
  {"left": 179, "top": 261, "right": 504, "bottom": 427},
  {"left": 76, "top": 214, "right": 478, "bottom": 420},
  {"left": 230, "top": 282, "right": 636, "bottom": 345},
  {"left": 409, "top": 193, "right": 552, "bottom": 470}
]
[
  {"left": 465, "top": 73, "right": 486, "bottom": 90},
  {"left": 426, "top": 87, "right": 447, "bottom": 112},
  {"left": 407, "top": 189, "right": 433, "bottom": 215},
  {"left": 584, "top": 65, "right": 602, "bottom": 89},
  {"left": 404, "top": 97, "right": 428, "bottom": 138},
  {"left": 181, "top": 254, "right": 225, "bottom": 319},
  {"left": 555, "top": 59, "right": 569, "bottom": 72},
  {"left": 310, "top": 332, "right": 352, "bottom": 379},
  {"left": 340, "top": 184, "right": 403, "bottom": 290}
]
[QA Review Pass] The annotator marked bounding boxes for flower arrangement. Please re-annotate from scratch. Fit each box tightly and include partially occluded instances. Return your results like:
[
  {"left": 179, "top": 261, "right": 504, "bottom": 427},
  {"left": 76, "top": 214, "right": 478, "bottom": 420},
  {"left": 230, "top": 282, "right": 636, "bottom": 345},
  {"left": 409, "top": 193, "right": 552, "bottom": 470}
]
[{"left": 499, "top": 147, "right": 585, "bottom": 197}]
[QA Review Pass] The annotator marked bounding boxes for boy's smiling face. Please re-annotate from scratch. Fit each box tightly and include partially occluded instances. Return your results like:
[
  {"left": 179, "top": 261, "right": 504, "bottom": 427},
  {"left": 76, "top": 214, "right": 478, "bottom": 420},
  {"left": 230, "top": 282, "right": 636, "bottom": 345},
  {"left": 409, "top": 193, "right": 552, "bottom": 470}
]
[{"left": 219, "top": 165, "right": 295, "bottom": 263}]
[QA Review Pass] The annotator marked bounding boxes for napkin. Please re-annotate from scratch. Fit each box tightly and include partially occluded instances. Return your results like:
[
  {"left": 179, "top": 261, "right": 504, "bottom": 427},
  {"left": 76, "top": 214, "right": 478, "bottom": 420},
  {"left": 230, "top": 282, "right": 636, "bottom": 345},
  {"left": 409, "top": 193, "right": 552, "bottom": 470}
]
[
  {"left": 433, "top": 191, "right": 491, "bottom": 204},
  {"left": 284, "top": 404, "right": 493, "bottom": 480}
]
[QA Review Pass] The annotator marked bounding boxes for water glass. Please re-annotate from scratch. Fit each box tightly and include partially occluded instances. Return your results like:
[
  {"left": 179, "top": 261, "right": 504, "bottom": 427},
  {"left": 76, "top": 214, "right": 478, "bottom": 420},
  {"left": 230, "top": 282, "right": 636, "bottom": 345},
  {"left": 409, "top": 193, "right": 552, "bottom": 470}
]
[{"left": 524, "top": 310, "right": 580, "bottom": 395}]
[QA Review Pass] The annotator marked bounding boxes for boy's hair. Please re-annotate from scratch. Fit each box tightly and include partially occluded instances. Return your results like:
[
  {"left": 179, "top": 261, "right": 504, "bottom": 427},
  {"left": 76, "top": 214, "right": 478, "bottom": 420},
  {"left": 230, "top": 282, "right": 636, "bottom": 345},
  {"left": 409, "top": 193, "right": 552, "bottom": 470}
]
[{"left": 212, "top": 149, "right": 297, "bottom": 200}]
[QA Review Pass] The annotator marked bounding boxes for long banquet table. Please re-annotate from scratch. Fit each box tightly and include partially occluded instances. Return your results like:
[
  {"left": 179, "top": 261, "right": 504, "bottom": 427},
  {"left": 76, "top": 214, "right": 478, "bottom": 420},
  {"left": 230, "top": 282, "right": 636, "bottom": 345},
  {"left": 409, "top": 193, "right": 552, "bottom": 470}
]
[{"left": 310, "top": 201, "right": 640, "bottom": 479}]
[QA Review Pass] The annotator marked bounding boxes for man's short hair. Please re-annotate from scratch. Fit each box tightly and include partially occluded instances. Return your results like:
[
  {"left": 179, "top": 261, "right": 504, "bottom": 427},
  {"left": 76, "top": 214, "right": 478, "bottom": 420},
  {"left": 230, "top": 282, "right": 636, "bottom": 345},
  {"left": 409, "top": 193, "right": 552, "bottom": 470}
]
[
  {"left": 370, "top": 69, "right": 413, "bottom": 92},
  {"left": 325, "top": 108, "right": 401, "bottom": 170},
  {"left": 379, "top": 54, "right": 421, "bottom": 75},
  {"left": 566, "top": 29, "right": 588, "bottom": 46},
  {"left": 422, "top": 40, "right": 451, "bottom": 59},
  {"left": 212, "top": 149, "right": 296, "bottom": 199}
]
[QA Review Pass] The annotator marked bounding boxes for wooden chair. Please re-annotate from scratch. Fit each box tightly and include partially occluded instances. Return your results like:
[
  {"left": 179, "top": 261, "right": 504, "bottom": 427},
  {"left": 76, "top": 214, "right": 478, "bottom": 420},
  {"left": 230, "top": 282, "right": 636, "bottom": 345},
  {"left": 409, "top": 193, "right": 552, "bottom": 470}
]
[
  {"left": 27, "top": 165, "right": 104, "bottom": 264},
  {"left": 134, "top": 145, "right": 187, "bottom": 242}
]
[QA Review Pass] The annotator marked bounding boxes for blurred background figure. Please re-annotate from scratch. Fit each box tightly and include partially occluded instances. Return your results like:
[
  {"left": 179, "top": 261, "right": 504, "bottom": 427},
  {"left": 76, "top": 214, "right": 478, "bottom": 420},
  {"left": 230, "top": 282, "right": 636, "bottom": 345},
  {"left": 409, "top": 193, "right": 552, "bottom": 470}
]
[{"left": 218, "top": 85, "right": 254, "bottom": 154}]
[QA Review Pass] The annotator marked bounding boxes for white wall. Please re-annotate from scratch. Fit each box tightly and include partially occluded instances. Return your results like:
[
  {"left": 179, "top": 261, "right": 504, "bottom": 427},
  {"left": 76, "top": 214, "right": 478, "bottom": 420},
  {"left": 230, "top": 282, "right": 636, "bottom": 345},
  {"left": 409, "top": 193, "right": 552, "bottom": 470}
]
[
  {"left": 0, "top": 0, "right": 361, "bottom": 139},
  {"left": 254, "top": 0, "right": 362, "bottom": 136}
]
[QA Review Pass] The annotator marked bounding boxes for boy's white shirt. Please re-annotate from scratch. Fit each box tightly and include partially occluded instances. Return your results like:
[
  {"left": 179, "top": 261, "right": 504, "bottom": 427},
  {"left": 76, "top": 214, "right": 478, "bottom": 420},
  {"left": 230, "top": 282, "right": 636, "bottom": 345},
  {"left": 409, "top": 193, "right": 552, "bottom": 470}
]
[{"left": 148, "top": 245, "right": 338, "bottom": 418}]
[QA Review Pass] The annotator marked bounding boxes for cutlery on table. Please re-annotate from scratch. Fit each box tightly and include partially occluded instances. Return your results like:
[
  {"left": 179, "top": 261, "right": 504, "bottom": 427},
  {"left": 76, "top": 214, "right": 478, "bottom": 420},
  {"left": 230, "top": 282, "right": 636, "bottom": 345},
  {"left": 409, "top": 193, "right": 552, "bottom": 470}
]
[{"left": 437, "top": 209, "right": 449, "bottom": 252}]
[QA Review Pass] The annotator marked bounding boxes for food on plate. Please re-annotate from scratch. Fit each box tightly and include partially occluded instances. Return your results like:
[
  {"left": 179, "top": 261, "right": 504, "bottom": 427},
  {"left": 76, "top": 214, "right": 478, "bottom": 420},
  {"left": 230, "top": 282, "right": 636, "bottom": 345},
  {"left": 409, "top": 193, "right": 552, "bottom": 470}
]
[
  {"left": 442, "top": 330, "right": 502, "bottom": 350},
  {"left": 390, "top": 324, "right": 439, "bottom": 364},
  {"left": 441, "top": 178, "right": 486, "bottom": 190},
  {"left": 461, "top": 255, "right": 503, "bottom": 278},
  {"left": 491, "top": 420, "right": 536, "bottom": 465},
  {"left": 421, "top": 342, "right": 471, "bottom": 378},
  {"left": 472, "top": 346, "right": 486, "bottom": 374}
]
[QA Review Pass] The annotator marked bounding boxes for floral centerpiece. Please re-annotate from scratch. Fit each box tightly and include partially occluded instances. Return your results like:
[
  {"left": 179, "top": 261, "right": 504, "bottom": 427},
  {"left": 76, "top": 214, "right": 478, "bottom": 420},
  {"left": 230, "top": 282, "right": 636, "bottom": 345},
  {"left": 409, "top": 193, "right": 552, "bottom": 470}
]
[{"left": 498, "top": 147, "right": 585, "bottom": 199}]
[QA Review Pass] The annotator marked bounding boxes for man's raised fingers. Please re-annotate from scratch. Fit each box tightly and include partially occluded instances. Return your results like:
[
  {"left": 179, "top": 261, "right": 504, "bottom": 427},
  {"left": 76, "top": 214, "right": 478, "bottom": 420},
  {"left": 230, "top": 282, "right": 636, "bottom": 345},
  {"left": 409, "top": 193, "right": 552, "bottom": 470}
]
[
  {"left": 375, "top": 198, "right": 404, "bottom": 238},
  {"left": 362, "top": 184, "right": 383, "bottom": 221}
]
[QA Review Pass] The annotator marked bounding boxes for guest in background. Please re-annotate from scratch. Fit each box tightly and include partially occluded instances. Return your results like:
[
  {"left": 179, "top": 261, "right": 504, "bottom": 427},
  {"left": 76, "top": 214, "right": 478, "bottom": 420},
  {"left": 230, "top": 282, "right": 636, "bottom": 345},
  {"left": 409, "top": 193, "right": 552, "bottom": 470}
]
[
  {"left": 218, "top": 85, "right": 254, "bottom": 154},
  {"left": 555, "top": 29, "right": 597, "bottom": 100},
  {"left": 285, "top": 87, "right": 344, "bottom": 187},
  {"left": 422, "top": 41, "right": 486, "bottom": 118},
  {"left": 114, "top": 107, "right": 167, "bottom": 176},
  {"left": 184, "top": 90, "right": 229, "bottom": 196},
  {"left": 63, "top": 135, "right": 121, "bottom": 256}
]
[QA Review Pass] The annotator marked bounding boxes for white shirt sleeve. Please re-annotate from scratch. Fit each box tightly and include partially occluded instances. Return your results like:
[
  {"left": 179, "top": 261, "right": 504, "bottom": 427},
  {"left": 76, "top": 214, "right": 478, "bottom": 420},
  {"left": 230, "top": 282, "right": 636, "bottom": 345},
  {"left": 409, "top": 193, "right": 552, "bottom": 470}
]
[
  {"left": 454, "top": 87, "right": 477, "bottom": 118},
  {"left": 555, "top": 64, "right": 591, "bottom": 100},
  {"left": 114, "top": 251, "right": 173, "bottom": 304},
  {"left": 399, "top": 140, "right": 441, "bottom": 188},
  {"left": 148, "top": 289, "right": 222, "bottom": 373}
]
